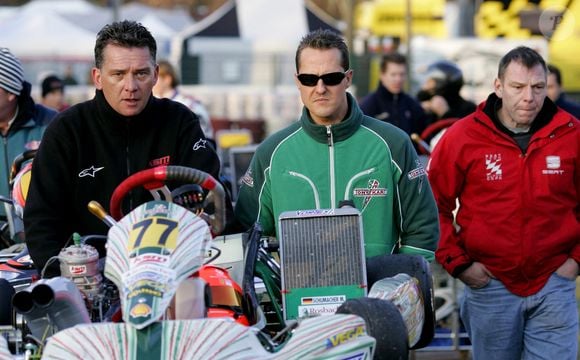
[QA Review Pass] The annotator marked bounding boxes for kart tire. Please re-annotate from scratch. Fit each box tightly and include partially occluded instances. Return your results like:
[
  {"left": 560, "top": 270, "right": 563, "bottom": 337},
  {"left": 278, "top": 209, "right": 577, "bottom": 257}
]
[
  {"left": 336, "top": 297, "right": 408, "bottom": 360},
  {"left": 0, "top": 278, "right": 15, "bottom": 325},
  {"left": 366, "top": 254, "right": 435, "bottom": 349}
]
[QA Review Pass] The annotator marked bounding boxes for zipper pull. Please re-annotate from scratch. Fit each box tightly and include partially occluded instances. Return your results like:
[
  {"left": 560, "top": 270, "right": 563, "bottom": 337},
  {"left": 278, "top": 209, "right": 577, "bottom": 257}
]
[{"left": 326, "top": 126, "right": 332, "bottom": 147}]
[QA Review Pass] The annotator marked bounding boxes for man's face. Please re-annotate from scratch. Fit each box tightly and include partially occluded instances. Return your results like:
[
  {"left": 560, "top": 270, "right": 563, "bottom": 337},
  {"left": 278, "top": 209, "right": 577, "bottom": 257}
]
[
  {"left": 546, "top": 73, "right": 561, "bottom": 102},
  {"left": 380, "top": 62, "right": 406, "bottom": 94},
  {"left": 43, "top": 90, "right": 65, "bottom": 111},
  {"left": 92, "top": 45, "right": 158, "bottom": 117},
  {"left": 494, "top": 61, "right": 546, "bottom": 130},
  {"left": 0, "top": 87, "right": 17, "bottom": 119},
  {"left": 295, "top": 47, "right": 351, "bottom": 125}
]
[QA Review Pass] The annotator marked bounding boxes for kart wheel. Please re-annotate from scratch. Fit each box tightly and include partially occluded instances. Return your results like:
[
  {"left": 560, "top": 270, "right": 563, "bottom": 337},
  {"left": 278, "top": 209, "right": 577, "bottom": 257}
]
[
  {"left": 337, "top": 297, "right": 408, "bottom": 360},
  {"left": 366, "top": 254, "right": 435, "bottom": 349},
  {"left": 0, "top": 279, "right": 15, "bottom": 325}
]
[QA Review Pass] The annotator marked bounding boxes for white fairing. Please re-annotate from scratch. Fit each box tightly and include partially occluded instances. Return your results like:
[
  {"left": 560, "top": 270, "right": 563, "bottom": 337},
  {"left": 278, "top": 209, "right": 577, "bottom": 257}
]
[
  {"left": 42, "top": 315, "right": 375, "bottom": 359},
  {"left": 104, "top": 201, "right": 212, "bottom": 329}
]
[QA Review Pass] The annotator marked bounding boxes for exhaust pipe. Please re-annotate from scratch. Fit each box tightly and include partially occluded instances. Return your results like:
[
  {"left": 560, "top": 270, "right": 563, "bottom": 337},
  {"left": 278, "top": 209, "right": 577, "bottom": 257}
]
[
  {"left": 12, "top": 289, "right": 51, "bottom": 340},
  {"left": 0, "top": 279, "right": 15, "bottom": 325},
  {"left": 12, "top": 277, "right": 91, "bottom": 339}
]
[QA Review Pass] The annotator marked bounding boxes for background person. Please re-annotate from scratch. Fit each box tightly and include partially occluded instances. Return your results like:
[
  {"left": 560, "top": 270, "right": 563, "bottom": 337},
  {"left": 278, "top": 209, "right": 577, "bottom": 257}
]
[
  {"left": 0, "top": 48, "right": 56, "bottom": 214},
  {"left": 24, "top": 21, "right": 230, "bottom": 278},
  {"left": 40, "top": 74, "right": 69, "bottom": 112},
  {"left": 61, "top": 65, "right": 79, "bottom": 86},
  {"left": 417, "top": 60, "right": 476, "bottom": 122},
  {"left": 359, "top": 52, "right": 428, "bottom": 137},
  {"left": 547, "top": 63, "right": 580, "bottom": 118},
  {"left": 428, "top": 46, "right": 579, "bottom": 359},
  {"left": 0, "top": 48, "right": 56, "bottom": 248},
  {"left": 153, "top": 60, "right": 214, "bottom": 144},
  {"left": 234, "top": 29, "right": 439, "bottom": 261}
]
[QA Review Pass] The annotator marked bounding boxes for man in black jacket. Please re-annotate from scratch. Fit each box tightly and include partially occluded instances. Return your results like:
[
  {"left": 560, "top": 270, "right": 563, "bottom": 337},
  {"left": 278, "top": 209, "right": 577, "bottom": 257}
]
[
  {"left": 547, "top": 64, "right": 580, "bottom": 119},
  {"left": 359, "top": 53, "right": 428, "bottom": 136},
  {"left": 24, "top": 21, "right": 230, "bottom": 277}
]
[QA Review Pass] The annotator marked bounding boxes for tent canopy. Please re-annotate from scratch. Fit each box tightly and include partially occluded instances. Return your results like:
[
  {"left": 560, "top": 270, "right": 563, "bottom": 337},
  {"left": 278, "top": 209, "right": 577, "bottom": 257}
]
[{"left": 0, "top": 9, "right": 95, "bottom": 60}]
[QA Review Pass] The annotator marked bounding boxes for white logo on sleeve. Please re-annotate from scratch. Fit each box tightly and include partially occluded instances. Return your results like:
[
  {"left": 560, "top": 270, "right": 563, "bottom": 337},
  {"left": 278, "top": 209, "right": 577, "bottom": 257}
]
[
  {"left": 78, "top": 166, "right": 105, "bottom": 178},
  {"left": 193, "top": 138, "right": 207, "bottom": 151}
]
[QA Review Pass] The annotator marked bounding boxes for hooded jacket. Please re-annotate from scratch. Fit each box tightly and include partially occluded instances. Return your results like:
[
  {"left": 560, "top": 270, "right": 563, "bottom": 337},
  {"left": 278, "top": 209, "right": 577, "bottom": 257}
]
[
  {"left": 235, "top": 93, "right": 439, "bottom": 260},
  {"left": 1, "top": 82, "right": 56, "bottom": 205},
  {"left": 429, "top": 93, "right": 580, "bottom": 296},
  {"left": 24, "top": 90, "right": 225, "bottom": 277}
]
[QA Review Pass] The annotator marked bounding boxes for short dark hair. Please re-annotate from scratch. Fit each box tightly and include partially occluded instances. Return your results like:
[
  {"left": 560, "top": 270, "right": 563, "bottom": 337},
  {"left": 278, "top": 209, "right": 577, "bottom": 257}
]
[
  {"left": 158, "top": 60, "right": 180, "bottom": 88},
  {"left": 547, "top": 64, "right": 562, "bottom": 86},
  {"left": 94, "top": 20, "right": 157, "bottom": 69},
  {"left": 380, "top": 53, "right": 407, "bottom": 73},
  {"left": 41, "top": 75, "right": 64, "bottom": 98},
  {"left": 497, "top": 46, "right": 546, "bottom": 80},
  {"left": 295, "top": 29, "right": 349, "bottom": 72}
]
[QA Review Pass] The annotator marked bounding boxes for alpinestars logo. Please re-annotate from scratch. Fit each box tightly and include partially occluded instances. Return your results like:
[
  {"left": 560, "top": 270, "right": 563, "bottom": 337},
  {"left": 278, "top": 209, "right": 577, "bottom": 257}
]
[
  {"left": 79, "top": 166, "right": 105, "bottom": 178},
  {"left": 193, "top": 138, "right": 207, "bottom": 151},
  {"left": 485, "top": 154, "right": 502, "bottom": 181},
  {"left": 353, "top": 179, "right": 387, "bottom": 209}
]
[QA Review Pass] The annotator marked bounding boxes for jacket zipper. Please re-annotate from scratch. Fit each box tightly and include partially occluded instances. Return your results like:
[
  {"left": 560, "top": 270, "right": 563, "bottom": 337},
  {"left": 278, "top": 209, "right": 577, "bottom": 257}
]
[
  {"left": 126, "top": 122, "right": 132, "bottom": 211},
  {"left": 326, "top": 126, "right": 336, "bottom": 208},
  {"left": 2, "top": 136, "right": 8, "bottom": 188}
]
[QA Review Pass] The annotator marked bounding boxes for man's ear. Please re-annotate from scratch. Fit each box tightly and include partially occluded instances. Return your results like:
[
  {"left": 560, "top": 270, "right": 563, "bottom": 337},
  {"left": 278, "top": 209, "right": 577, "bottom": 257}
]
[
  {"left": 294, "top": 73, "right": 301, "bottom": 89},
  {"left": 92, "top": 67, "right": 102, "bottom": 90},
  {"left": 345, "top": 69, "right": 353, "bottom": 88},
  {"left": 493, "top": 77, "right": 502, "bottom": 98}
]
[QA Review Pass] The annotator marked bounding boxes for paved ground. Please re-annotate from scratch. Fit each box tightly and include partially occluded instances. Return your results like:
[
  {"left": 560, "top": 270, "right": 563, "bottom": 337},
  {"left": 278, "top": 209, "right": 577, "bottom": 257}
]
[{"left": 411, "top": 351, "right": 469, "bottom": 360}]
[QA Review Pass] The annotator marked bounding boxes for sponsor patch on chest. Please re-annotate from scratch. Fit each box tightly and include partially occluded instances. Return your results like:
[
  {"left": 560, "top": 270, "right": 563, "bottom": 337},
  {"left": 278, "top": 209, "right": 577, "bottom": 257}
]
[
  {"left": 485, "top": 153, "right": 502, "bottom": 181},
  {"left": 353, "top": 179, "right": 387, "bottom": 208}
]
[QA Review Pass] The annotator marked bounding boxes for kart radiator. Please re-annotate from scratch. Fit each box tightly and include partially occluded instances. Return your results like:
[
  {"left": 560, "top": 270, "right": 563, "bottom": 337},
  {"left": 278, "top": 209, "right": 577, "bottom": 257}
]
[{"left": 278, "top": 208, "right": 367, "bottom": 320}]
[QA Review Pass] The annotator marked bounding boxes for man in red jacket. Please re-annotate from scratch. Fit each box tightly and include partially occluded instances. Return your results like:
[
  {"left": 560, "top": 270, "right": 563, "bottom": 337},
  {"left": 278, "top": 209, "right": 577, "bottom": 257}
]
[{"left": 428, "top": 46, "right": 579, "bottom": 359}]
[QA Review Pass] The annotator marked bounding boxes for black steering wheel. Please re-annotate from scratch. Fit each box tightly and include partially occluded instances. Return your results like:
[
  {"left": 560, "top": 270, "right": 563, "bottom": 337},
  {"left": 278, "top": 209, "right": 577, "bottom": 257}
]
[{"left": 109, "top": 166, "right": 226, "bottom": 235}]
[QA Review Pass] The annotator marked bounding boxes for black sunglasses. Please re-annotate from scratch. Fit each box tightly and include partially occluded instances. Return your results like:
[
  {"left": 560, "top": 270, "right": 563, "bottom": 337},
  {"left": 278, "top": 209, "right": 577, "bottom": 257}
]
[{"left": 297, "top": 71, "right": 348, "bottom": 87}]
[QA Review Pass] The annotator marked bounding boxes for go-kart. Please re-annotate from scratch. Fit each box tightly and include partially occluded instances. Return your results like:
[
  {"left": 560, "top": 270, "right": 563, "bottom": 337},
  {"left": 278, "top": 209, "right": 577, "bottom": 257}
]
[{"left": 0, "top": 165, "right": 434, "bottom": 359}]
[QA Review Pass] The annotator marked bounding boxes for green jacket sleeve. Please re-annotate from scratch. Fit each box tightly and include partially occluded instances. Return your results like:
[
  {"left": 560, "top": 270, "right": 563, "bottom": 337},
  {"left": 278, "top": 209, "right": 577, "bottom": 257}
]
[
  {"left": 234, "top": 147, "right": 276, "bottom": 236},
  {"left": 393, "top": 136, "right": 439, "bottom": 261}
]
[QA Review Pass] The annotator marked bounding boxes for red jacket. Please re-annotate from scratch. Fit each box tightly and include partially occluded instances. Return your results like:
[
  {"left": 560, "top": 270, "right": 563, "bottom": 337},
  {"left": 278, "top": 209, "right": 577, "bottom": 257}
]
[{"left": 428, "top": 95, "right": 580, "bottom": 296}]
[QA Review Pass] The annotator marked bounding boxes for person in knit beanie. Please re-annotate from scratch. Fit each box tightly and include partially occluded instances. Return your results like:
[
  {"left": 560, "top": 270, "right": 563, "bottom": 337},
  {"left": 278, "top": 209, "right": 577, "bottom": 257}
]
[
  {"left": 0, "top": 47, "right": 24, "bottom": 97},
  {"left": 0, "top": 48, "right": 56, "bottom": 246}
]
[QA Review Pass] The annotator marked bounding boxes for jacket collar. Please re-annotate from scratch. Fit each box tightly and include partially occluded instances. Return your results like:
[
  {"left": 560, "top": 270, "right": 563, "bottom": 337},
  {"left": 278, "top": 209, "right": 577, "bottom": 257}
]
[
  {"left": 480, "top": 93, "right": 559, "bottom": 135},
  {"left": 13, "top": 82, "right": 36, "bottom": 129},
  {"left": 376, "top": 81, "right": 396, "bottom": 100},
  {"left": 95, "top": 89, "right": 156, "bottom": 130},
  {"left": 300, "top": 92, "right": 363, "bottom": 144}
]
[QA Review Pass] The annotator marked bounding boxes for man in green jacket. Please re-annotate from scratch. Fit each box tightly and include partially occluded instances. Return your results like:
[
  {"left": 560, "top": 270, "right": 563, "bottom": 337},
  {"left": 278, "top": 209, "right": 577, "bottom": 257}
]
[{"left": 234, "top": 30, "right": 438, "bottom": 260}]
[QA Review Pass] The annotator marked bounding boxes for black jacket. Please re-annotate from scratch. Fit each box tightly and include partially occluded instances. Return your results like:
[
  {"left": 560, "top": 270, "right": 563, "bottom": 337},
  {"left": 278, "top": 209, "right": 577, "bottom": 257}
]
[
  {"left": 359, "top": 82, "right": 428, "bottom": 135},
  {"left": 554, "top": 94, "right": 580, "bottom": 119},
  {"left": 24, "top": 90, "right": 228, "bottom": 277}
]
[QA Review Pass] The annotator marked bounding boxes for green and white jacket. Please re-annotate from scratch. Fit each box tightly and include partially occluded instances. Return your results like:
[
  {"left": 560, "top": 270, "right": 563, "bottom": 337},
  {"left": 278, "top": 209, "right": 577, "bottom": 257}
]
[{"left": 235, "top": 94, "right": 438, "bottom": 260}]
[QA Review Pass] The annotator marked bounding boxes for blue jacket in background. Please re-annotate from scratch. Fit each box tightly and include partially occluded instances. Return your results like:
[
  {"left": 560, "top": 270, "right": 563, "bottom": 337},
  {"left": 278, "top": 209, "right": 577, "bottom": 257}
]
[{"left": 1, "top": 81, "right": 56, "bottom": 207}]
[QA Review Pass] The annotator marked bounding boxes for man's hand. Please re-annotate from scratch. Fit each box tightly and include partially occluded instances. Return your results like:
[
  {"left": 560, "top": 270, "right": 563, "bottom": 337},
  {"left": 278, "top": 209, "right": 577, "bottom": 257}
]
[
  {"left": 556, "top": 258, "right": 579, "bottom": 280},
  {"left": 458, "top": 262, "right": 495, "bottom": 289}
]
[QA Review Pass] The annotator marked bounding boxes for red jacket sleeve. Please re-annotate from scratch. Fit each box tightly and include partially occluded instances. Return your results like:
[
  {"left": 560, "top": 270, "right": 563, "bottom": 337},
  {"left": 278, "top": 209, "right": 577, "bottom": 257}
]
[{"left": 427, "top": 126, "right": 473, "bottom": 276}]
